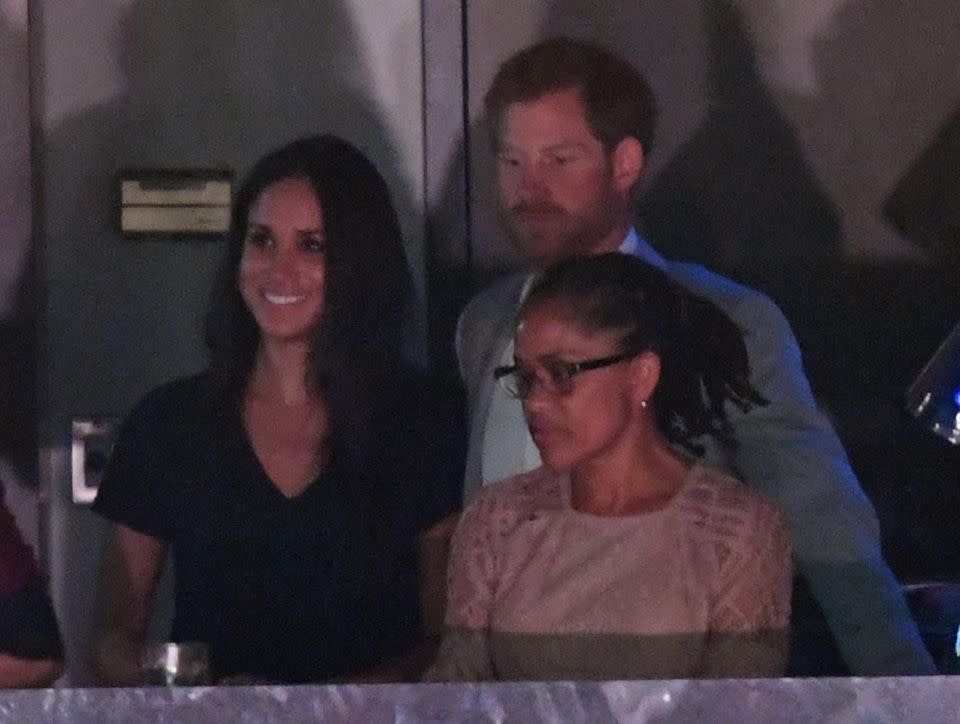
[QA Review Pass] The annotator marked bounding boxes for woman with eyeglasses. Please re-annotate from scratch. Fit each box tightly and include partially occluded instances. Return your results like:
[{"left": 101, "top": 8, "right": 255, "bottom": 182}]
[
  {"left": 425, "top": 252, "right": 792, "bottom": 681},
  {"left": 91, "top": 136, "right": 459, "bottom": 685}
]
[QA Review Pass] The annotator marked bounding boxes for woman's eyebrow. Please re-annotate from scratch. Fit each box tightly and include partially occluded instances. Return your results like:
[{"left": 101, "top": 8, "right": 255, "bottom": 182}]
[{"left": 542, "top": 141, "right": 590, "bottom": 153}]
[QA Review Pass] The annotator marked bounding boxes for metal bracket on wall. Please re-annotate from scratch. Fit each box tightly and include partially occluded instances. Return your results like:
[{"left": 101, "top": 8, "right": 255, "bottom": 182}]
[{"left": 70, "top": 416, "right": 121, "bottom": 504}]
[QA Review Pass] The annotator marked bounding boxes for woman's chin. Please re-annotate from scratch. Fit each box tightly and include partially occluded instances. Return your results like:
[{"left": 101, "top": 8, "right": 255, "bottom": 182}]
[
  {"left": 538, "top": 447, "right": 575, "bottom": 473},
  {"left": 256, "top": 323, "right": 313, "bottom": 346}
]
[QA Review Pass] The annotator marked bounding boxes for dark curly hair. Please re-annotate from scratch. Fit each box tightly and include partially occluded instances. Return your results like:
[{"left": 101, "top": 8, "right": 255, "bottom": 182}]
[
  {"left": 484, "top": 36, "right": 658, "bottom": 154},
  {"left": 205, "top": 134, "right": 413, "bottom": 467},
  {"left": 521, "top": 253, "right": 766, "bottom": 455}
]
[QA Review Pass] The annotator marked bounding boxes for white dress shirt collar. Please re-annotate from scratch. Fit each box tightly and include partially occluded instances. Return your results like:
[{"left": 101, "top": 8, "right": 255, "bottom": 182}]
[{"left": 621, "top": 227, "right": 668, "bottom": 270}]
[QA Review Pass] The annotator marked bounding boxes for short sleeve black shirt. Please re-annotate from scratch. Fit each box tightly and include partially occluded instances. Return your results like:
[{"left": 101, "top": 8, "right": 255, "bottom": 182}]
[{"left": 93, "top": 374, "right": 425, "bottom": 683}]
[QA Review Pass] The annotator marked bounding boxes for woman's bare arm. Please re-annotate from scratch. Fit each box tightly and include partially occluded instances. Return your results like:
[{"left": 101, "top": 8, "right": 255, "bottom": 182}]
[
  {"left": 91, "top": 524, "right": 167, "bottom": 686},
  {"left": 0, "top": 652, "right": 62, "bottom": 689}
]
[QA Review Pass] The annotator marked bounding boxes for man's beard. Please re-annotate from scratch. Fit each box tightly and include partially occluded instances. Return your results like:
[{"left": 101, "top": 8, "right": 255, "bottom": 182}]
[{"left": 503, "top": 199, "right": 620, "bottom": 267}]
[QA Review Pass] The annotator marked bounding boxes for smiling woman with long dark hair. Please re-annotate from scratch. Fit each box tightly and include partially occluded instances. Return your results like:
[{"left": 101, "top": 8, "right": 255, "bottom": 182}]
[{"left": 91, "top": 135, "right": 448, "bottom": 685}]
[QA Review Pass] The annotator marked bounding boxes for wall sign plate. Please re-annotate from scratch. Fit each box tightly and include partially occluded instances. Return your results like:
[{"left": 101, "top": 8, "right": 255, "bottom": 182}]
[{"left": 119, "top": 168, "right": 232, "bottom": 237}]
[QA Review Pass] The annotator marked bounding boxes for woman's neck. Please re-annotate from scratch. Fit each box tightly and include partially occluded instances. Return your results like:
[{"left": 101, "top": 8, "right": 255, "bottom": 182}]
[
  {"left": 569, "top": 429, "right": 690, "bottom": 516},
  {"left": 243, "top": 339, "right": 331, "bottom": 497},
  {"left": 248, "top": 339, "right": 312, "bottom": 405}
]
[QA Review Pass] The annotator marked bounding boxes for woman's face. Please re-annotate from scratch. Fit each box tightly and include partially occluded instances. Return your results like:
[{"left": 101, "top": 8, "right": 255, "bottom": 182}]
[
  {"left": 515, "top": 301, "right": 643, "bottom": 473},
  {"left": 239, "top": 176, "right": 328, "bottom": 346}
]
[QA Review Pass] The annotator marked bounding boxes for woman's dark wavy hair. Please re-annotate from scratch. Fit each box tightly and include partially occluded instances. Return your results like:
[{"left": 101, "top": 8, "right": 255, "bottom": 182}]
[
  {"left": 521, "top": 253, "right": 767, "bottom": 455},
  {"left": 205, "top": 134, "right": 413, "bottom": 468}
]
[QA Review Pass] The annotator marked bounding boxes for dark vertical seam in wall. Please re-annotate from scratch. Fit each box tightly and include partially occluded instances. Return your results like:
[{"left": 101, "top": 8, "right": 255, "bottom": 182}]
[
  {"left": 460, "top": 0, "right": 473, "bottom": 290},
  {"left": 26, "top": 0, "right": 49, "bottom": 568},
  {"left": 419, "top": 0, "right": 432, "bottom": 367},
  {"left": 419, "top": 0, "right": 429, "bottom": 248}
]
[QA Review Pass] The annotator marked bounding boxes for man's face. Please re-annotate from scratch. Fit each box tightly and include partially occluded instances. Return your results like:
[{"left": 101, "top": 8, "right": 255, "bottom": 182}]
[{"left": 495, "top": 87, "right": 626, "bottom": 267}]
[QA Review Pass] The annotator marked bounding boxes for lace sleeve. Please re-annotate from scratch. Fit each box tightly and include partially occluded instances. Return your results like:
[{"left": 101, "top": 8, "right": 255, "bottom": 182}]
[
  {"left": 422, "top": 489, "right": 508, "bottom": 681},
  {"left": 703, "top": 499, "right": 793, "bottom": 677},
  {"left": 444, "top": 489, "right": 510, "bottom": 630}
]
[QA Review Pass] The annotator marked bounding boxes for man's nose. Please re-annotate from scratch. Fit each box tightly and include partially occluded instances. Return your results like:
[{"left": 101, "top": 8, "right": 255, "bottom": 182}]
[{"left": 517, "top": 162, "right": 548, "bottom": 199}]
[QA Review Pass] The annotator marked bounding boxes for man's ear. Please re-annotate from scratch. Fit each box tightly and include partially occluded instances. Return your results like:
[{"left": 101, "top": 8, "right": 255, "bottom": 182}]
[
  {"left": 611, "top": 137, "right": 644, "bottom": 194},
  {"left": 631, "top": 351, "right": 660, "bottom": 407}
]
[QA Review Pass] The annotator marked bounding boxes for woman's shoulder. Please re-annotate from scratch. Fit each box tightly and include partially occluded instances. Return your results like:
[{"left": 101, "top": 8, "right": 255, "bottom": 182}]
[
  {"left": 118, "top": 372, "right": 230, "bottom": 446},
  {"left": 128, "top": 372, "right": 222, "bottom": 419},
  {"left": 674, "top": 464, "right": 787, "bottom": 540},
  {"left": 451, "top": 468, "right": 560, "bottom": 561},
  {"left": 464, "top": 467, "right": 561, "bottom": 527}
]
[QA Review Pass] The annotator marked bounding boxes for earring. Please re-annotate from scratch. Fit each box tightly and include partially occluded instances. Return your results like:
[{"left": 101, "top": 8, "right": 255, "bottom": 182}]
[{"left": 640, "top": 399, "right": 648, "bottom": 409}]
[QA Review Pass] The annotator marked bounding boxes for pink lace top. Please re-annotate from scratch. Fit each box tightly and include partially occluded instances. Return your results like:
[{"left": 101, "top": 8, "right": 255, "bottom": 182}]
[{"left": 425, "top": 464, "right": 792, "bottom": 681}]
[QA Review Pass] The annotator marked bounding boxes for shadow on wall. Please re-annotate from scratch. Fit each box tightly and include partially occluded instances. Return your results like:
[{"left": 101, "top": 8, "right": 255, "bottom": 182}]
[
  {"left": 42, "top": 0, "right": 411, "bottom": 684},
  {"left": 633, "top": 0, "right": 842, "bottom": 277},
  {"left": 723, "top": 0, "right": 960, "bottom": 581},
  {"left": 0, "top": 12, "right": 36, "bottom": 484},
  {"left": 782, "top": 0, "right": 960, "bottom": 264},
  {"left": 0, "top": 244, "right": 39, "bottom": 484},
  {"left": 884, "top": 108, "right": 960, "bottom": 270}
]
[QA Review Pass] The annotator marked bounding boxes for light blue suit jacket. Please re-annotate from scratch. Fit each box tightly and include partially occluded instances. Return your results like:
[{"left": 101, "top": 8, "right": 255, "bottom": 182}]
[{"left": 455, "top": 250, "right": 935, "bottom": 676}]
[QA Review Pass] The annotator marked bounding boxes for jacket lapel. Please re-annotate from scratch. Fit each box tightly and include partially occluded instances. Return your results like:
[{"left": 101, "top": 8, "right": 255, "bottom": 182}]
[{"left": 462, "top": 277, "right": 527, "bottom": 500}]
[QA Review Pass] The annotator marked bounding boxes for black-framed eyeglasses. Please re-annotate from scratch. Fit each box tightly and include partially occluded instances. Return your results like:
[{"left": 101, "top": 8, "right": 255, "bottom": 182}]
[{"left": 494, "top": 351, "right": 639, "bottom": 399}]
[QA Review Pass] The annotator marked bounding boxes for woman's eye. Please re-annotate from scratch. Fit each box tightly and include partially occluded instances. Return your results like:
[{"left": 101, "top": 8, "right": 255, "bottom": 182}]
[
  {"left": 244, "top": 228, "right": 271, "bottom": 248},
  {"left": 543, "top": 358, "right": 576, "bottom": 387},
  {"left": 301, "top": 234, "right": 327, "bottom": 254}
]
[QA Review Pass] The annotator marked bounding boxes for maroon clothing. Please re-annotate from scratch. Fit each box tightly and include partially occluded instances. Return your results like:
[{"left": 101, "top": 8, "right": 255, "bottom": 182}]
[
  {"left": 0, "top": 479, "right": 62, "bottom": 660},
  {"left": 0, "top": 479, "right": 40, "bottom": 597}
]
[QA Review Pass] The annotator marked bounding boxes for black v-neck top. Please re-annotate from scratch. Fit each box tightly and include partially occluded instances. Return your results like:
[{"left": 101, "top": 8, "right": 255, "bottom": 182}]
[{"left": 93, "top": 372, "right": 458, "bottom": 683}]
